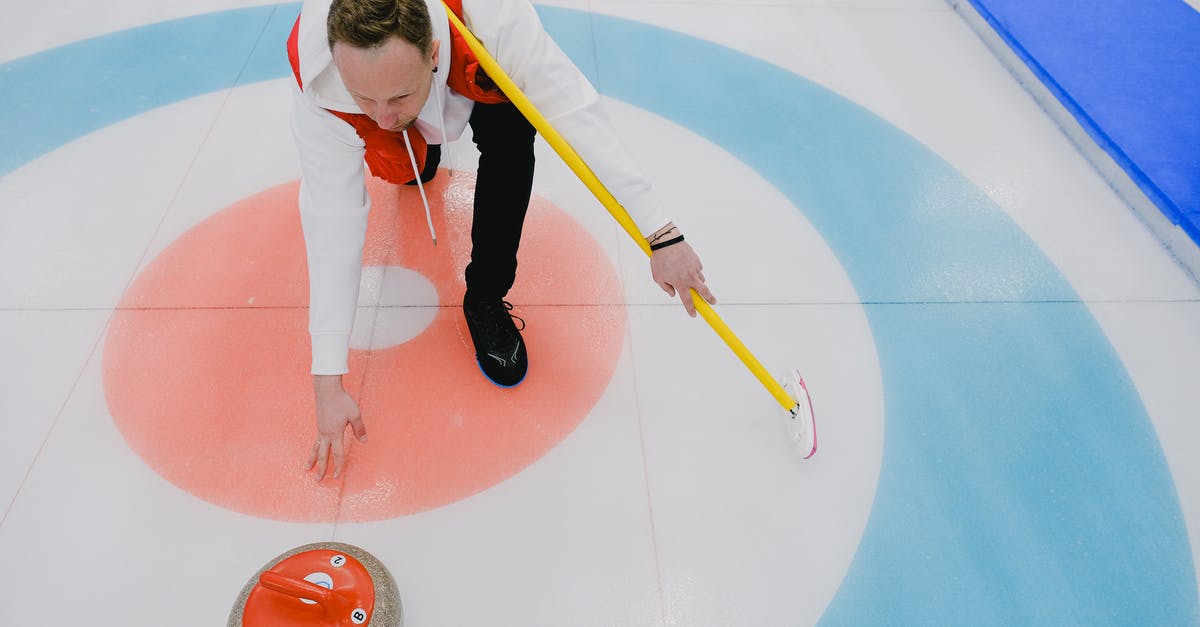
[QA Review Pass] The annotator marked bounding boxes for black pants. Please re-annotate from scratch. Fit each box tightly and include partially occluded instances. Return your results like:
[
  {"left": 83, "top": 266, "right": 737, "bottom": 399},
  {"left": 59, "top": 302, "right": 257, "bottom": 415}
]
[{"left": 459, "top": 101, "right": 536, "bottom": 301}]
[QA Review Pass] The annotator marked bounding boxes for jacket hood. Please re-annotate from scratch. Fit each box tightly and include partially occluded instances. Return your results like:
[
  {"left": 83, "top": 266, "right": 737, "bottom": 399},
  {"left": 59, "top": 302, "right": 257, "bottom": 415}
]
[{"left": 296, "top": 0, "right": 473, "bottom": 144}]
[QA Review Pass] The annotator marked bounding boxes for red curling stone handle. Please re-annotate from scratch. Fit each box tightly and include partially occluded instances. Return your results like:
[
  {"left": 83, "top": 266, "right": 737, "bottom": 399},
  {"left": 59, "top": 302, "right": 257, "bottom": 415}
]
[{"left": 258, "top": 571, "right": 334, "bottom": 604}]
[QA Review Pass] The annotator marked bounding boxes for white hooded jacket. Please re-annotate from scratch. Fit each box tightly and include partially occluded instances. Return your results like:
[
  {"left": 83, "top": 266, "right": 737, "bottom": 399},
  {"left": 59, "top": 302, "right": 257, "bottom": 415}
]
[{"left": 293, "top": 0, "right": 669, "bottom": 375}]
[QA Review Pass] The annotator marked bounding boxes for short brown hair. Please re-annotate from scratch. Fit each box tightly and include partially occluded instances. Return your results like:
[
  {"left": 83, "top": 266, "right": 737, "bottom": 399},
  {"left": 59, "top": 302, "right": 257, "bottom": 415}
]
[{"left": 327, "top": 0, "right": 433, "bottom": 55}]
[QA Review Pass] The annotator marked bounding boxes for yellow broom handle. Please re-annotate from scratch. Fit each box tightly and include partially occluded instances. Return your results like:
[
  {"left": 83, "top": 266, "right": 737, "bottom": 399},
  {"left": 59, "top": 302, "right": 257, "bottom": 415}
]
[{"left": 443, "top": 6, "right": 796, "bottom": 412}]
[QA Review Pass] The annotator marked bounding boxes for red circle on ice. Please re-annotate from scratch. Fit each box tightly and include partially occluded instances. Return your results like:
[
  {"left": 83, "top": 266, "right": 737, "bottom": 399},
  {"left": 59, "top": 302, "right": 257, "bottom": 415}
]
[{"left": 103, "top": 174, "right": 626, "bottom": 521}]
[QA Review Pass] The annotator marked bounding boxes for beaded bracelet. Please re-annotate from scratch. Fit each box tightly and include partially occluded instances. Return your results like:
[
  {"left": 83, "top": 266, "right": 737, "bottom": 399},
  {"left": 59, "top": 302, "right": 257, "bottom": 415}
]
[
  {"left": 649, "top": 234, "right": 685, "bottom": 251},
  {"left": 647, "top": 226, "right": 678, "bottom": 244}
]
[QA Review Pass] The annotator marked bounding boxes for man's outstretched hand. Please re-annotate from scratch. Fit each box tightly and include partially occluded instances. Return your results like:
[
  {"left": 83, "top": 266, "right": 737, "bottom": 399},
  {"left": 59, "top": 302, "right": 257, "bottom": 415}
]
[{"left": 307, "top": 374, "right": 368, "bottom": 480}]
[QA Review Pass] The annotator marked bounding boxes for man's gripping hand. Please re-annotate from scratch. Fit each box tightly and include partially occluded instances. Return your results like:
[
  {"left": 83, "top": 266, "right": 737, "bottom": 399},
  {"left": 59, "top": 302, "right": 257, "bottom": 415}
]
[{"left": 648, "top": 224, "right": 716, "bottom": 317}]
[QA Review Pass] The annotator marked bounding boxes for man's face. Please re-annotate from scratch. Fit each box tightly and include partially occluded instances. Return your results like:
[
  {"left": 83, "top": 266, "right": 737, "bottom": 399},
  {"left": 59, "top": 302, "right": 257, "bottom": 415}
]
[{"left": 332, "top": 36, "right": 440, "bottom": 131}]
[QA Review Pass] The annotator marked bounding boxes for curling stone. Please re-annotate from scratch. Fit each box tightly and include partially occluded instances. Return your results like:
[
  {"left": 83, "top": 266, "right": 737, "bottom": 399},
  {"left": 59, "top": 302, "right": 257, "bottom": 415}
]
[{"left": 228, "top": 542, "right": 401, "bottom": 626}]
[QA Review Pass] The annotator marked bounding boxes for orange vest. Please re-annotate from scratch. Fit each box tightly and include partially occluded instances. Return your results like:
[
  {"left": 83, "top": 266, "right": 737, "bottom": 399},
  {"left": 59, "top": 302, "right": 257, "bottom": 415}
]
[{"left": 287, "top": 0, "right": 508, "bottom": 185}]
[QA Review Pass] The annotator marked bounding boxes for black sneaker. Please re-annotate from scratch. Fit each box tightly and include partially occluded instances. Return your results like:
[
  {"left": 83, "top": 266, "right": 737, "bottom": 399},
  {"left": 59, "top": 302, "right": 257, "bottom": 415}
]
[{"left": 463, "top": 296, "right": 527, "bottom": 387}]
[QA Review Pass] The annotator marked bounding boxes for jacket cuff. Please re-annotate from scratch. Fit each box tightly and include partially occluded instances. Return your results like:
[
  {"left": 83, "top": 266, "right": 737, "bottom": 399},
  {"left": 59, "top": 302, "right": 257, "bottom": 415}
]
[{"left": 311, "top": 333, "right": 351, "bottom": 375}]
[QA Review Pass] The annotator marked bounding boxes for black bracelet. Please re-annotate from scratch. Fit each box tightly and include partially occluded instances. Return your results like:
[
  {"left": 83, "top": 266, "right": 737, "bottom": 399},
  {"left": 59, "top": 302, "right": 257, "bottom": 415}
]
[{"left": 649, "top": 234, "right": 685, "bottom": 251}]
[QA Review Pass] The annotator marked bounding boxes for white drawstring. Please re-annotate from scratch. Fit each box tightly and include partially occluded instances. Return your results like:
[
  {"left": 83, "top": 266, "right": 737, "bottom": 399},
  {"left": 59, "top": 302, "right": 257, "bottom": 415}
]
[
  {"left": 402, "top": 127, "right": 437, "bottom": 246},
  {"left": 431, "top": 72, "right": 452, "bottom": 177}
]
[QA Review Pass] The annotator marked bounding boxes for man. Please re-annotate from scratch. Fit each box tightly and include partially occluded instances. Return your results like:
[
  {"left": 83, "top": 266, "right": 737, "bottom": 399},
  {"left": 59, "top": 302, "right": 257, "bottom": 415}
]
[{"left": 290, "top": 0, "right": 715, "bottom": 479}]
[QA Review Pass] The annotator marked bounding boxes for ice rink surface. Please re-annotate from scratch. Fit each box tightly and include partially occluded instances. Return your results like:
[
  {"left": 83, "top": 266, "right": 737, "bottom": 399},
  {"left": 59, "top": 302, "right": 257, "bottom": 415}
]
[{"left": 1, "top": 1, "right": 1197, "bottom": 624}]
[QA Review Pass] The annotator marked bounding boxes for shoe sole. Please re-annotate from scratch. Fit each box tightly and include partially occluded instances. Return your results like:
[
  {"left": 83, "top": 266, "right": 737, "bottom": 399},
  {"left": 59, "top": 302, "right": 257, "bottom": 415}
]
[{"left": 475, "top": 359, "right": 527, "bottom": 388}]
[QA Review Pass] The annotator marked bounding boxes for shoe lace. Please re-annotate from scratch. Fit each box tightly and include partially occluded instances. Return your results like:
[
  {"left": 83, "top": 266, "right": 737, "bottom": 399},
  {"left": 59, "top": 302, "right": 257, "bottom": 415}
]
[{"left": 468, "top": 299, "right": 526, "bottom": 339}]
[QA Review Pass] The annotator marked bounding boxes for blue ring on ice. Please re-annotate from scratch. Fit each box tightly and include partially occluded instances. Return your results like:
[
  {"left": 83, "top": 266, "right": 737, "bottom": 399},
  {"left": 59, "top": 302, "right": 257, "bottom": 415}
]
[{"left": 0, "top": 5, "right": 1194, "bottom": 624}]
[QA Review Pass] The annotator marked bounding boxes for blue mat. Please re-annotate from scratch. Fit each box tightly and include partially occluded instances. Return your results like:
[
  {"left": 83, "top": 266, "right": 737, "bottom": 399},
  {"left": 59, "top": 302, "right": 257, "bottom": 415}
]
[{"left": 966, "top": 0, "right": 1200, "bottom": 247}]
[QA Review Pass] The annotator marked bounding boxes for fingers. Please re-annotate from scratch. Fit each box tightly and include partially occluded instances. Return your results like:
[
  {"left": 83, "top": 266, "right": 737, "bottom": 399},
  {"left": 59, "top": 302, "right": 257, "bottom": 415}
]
[
  {"left": 310, "top": 421, "right": 366, "bottom": 481},
  {"left": 306, "top": 441, "right": 319, "bottom": 470},
  {"left": 331, "top": 439, "right": 346, "bottom": 479},
  {"left": 680, "top": 289, "right": 697, "bottom": 317},
  {"left": 314, "top": 440, "right": 330, "bottom": 481},
  {"left": 310, "top": 437, "right": 348, "bottom": 480},
  {"left": 663, "top": 279, "right": 713, "bottom": 316},
  {"left": 308, "top": 437, "right": 354, "bottom": 481},
  {"left": 350, "top": 415, "right": 368, "bottom": 443}
]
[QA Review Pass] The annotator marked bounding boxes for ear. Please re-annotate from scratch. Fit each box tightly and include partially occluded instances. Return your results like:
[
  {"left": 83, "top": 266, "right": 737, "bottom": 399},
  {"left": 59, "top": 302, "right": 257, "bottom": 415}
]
[{"left": 430, "top": 39, "right": 441, "bottom": 71}]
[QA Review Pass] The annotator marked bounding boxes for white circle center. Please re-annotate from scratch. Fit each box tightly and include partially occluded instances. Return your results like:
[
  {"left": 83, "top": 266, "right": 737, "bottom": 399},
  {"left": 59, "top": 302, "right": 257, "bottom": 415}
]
[
  {"left": 299, "top": 571, "right": 334, "bottom": 605},
  {"left": 349, "top": 265, "right": 440, "bottom": 351}
]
